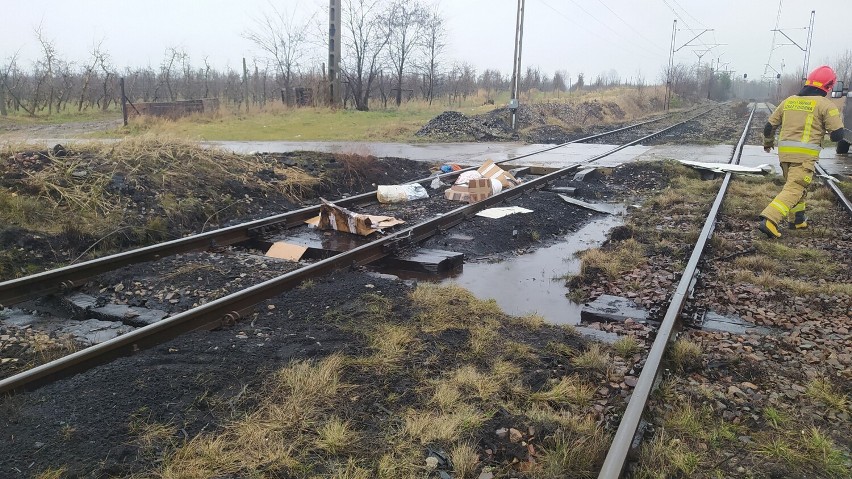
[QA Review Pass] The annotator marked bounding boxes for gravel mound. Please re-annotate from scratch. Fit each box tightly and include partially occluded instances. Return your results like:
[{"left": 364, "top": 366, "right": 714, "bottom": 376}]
[
  {"left": 417, "top": 100, "right": 631, "bottom": 143},
  {"left": 415, "top": 111, "right": 517, "bottom": 141}
]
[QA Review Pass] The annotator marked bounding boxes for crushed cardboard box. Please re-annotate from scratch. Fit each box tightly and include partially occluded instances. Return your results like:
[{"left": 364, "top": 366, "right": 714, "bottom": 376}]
[
  {"left": 444, "top": 178, "right": 493, "bottom": 204},
  {"left": 478, "top": 160, "right": 519, "bottom": 188},
  {"left": 307, "top": 199, "right": 404, "bottom": 236},
  {"left": 444, "top": 160, "right": 520, "bottom": 204}
]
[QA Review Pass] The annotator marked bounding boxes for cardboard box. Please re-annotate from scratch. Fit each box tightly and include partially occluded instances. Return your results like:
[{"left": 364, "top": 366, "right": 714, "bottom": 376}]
[
  {"left": 444, "top": 185, "right": 470, "bottom": 202},
  {"left": 443, "top": 179, "right": 492, "bottom": 204},
  {"left": 477, "top": 160, "right": 518, "bottom": 188},
  {"left": 314, "top": 199, "right": 404, "bottom": 236},
  {"left": 467, "top": 178, "right": 492, "bottom": 203}
]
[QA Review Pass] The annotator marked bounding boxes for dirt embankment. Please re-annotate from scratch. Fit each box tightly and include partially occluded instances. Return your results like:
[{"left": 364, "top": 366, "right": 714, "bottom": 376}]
[{"left": 0, "top": 140, "right": 433, "bottom": 282}]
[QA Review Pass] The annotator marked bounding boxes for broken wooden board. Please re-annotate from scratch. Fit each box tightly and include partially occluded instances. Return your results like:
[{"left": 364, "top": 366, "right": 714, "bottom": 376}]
[{"left": 558, "top": 194, "right": 615, "bottom": 214}]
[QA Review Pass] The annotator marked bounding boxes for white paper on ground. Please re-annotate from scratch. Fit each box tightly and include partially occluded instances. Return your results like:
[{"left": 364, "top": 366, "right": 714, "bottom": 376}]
[
  {"left": 475, "top": 206, "right": 534, "bottom": 219},
  {"left": 678, "top": 160, "right": 774, "bottom": 175}
]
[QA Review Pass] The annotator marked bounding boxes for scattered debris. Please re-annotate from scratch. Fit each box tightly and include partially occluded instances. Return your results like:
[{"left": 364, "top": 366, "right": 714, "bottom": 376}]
[
  {"left": 558, "top": 194, "right": 616, "bottom": 214},
  {"left": 445, "top": 161, "right": 520, "bottom": 204},
  {"left": 308, "top": 199, "right": 404, "bottom": 236},
  {"left": 475, "top": 206, "right": 534, "bottom": 219},
  {"left": 376, "top": 183, "right": 429, "bottom": 203},
  {"left": 678, "top": 159, "right": 773, "bottom": 175},
  {"left": 265, "top": 242, "right": 309, "bottom": 262}
]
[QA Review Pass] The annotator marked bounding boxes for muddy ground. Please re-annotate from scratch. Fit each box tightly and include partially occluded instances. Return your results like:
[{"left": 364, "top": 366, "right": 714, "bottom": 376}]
[
  {"left": 3, "top": 103, "right": 849, "bottom": 478},
  {"left": 0, "top": 153, "right": 683, "bottom": 478}
]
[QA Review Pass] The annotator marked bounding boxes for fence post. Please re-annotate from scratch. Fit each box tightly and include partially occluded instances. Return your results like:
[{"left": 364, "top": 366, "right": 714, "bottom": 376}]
[{"left": 120, "top": 77, "right": 128, "bottom": 126}]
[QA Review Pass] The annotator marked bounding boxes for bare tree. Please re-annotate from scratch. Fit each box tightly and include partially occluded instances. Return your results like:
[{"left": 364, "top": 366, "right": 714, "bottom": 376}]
[
  {"left": 386, "top": 0, "right": 426, "bottom": 107},
  {"left": 553, "top": 70, "right": 568, "bottom": 96},
  {"left": 835, "top": 49, "right": 852, "bottom": 85},
  {"left": 155, "top": 48, "right": 184, "bottom": 101},
  {"left": 419, "top": 6, "right": 446, "bottom": 105},
  {"left": 78, "top": 40, "right": 107, "bottom": 111},
  {"left": 244, "top": 2, "right": 311, "bottom": 106},
  {"left": 342, "top": 0, "right": 390, "bottom": 111},
  {"left": 33, "top": 25, "right": 59, "bottom": 114}
]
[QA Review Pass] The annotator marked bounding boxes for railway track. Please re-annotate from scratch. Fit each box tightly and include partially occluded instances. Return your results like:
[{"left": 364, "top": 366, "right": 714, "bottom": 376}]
[
  {"left": 0, "top": 107, "right": 717, "bottom": 395},
  {"left": 0, "top": 111, "right": 688, "bottom": 309},
  {"left": 597, "top": 105, "right": 852, "bottom": 477},
  {"left": 3, "top": 103, "right": 851, "bottom": 477}
]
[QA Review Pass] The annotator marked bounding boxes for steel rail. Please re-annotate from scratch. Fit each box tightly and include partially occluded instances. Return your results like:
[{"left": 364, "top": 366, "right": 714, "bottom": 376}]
[
  {"left": 815, "top": 163, "right": 852, "bottom": 216},
  {"left": 597, "top": 104, "right": 756, "bottom": 479},
  {"left": 0, "top": 107, "right": 716, "bottom": 395},
  {"left": 0, "top": 114, "right": 675, "bottom": 308}
]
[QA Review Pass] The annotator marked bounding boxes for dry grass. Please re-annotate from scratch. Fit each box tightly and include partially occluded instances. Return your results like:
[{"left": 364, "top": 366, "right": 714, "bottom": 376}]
[
  {"left": 805, "top": 378, "right": 849, "bottom": 412},
  {"left": 411, "top": 283, "right": 505, "bottom": 333},
  {"left": 0, "top": 137, "right": 330, "bottom": 273},
  {"left": 158, "top": 354, "right": 347, "bottom": 477},
  {"left": 730, "top": 270, "right": 852, "bottom": 296},
  {"left": 403, "top": 404, "right": 486, "bottom": 444},
  {"left": 143, "top": 284, "right": 607, "bottom": 478},
  {"left": 574, "top": 238, "right": 646, "bottom": 281},
  {"left": 572, "top": 343, "right": 610, "bottom": 371},
  {"left": 315, "top": 417, "right": 358, "bottom": 455},
  {"left": 633, "top": 430, "right": 702, "bottom": 478},
  {"left": 612, "top": 336, "right": 641, "bottom": 358},
  {"left": 33, "top": 468, "right": 68, "bottom": 479},
  {"left": 449, "top": 365, "right": 502, "bottom": 402},
  {"left": 365, "top": 323, "right": 417, "bottom": 370},
  {"left": 530, "top": 376, "right": 595, "bottom": 408},
  {"left": 450, "top": 442, "right": 480, "bottom": 479},
  {"left": 533, "top": 415, "right": 611, "bottom": 479},
  {"left": 668, "top": 339, "right": 703, "bottom": 372}
]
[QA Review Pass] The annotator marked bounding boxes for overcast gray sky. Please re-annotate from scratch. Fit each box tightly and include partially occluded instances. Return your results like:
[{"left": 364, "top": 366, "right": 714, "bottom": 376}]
[{"left": 2, "top": 0, "right": 848, "bottom": 83}]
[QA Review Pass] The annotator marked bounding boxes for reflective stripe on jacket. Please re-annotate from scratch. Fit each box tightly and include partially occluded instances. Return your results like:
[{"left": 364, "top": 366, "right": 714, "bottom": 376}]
[{"left": 768, "top": 95, "right": 844, "bottom": 162}]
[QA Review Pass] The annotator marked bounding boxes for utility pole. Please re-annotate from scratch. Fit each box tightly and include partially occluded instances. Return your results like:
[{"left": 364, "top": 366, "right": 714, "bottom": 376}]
[
  {"left": 764, "top": 2, "right": 814, "bottom": 81},
  {"left": 665, "top": 20, "right": 676, "bottom": 112},
  {"left": 509, "top": 0, "right": 525, "bottom": 130},
  {"left": 665, "top": 21, "right": 714, "bottom": 110},
  {"left": 328, "top": 0, "right": 342, "bottom": 107}
]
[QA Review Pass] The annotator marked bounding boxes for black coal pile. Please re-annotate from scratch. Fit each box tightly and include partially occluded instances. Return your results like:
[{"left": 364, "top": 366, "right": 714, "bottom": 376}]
[{"left": 415, "top": 111, "right": 517, "bottom": 141}]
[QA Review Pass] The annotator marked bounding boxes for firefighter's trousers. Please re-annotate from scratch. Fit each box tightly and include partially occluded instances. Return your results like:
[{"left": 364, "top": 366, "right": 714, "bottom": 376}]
[{"left": 760, "top": 158, "right": 815, "bottom": 225}]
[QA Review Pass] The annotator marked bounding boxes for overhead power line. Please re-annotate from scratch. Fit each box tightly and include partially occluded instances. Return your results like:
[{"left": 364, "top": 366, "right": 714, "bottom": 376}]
[
  {"left": 669, "top": 0, "right": 708, "bottom": 29},
  {"left": 594, "top": 0, "right": 667, "bottom": 52},
  {"left": 535, "top": 0, "right": 663, "bottom": 63}
]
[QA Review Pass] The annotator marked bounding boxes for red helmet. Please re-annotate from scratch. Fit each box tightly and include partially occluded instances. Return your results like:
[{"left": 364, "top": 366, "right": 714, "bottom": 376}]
[{"left": 804, "top": 65, "right": 837, "bottom": 93}]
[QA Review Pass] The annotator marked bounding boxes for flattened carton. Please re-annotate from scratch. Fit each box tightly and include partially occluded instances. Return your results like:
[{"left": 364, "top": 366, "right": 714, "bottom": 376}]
[{"left": 477, "top": 160, "right": 519, "bottom": 188}]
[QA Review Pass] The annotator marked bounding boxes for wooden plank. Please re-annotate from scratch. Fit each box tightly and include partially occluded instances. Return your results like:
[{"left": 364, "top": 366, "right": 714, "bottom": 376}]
[{"left": 382, "top": 248, "right": 464, "bottom": 273}]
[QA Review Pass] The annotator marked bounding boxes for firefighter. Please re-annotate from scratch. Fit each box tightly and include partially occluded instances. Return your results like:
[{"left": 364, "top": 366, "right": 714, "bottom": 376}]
[{"left": 759, "top": 65, "right": 846, "bottom": 238}]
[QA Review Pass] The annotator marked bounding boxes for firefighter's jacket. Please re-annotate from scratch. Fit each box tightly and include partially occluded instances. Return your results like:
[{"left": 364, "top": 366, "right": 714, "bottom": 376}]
[{"left": 767, "top": 95, "right": 844, "bottom": 163}]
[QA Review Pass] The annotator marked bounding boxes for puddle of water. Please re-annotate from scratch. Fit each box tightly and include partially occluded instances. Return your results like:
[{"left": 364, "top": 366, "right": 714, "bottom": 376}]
[{"left": 438, "top": 210, "right": 624, "bottom": 325}]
